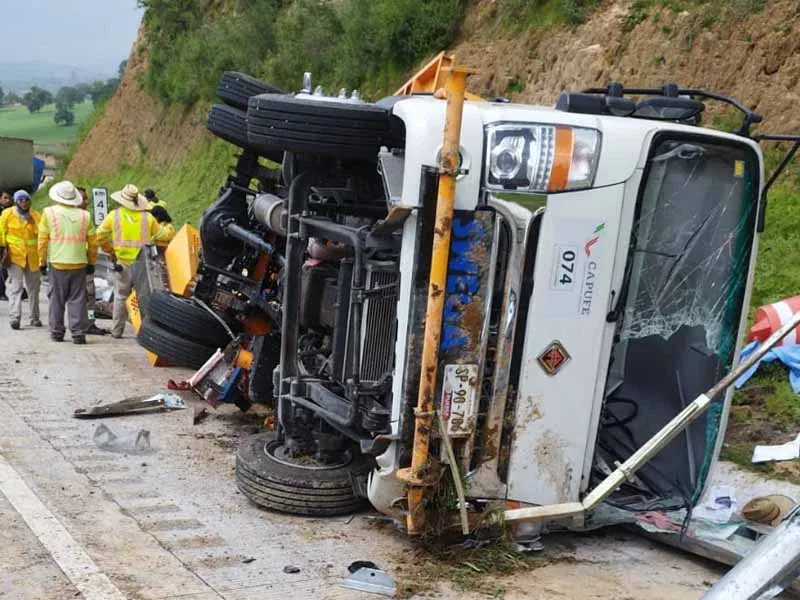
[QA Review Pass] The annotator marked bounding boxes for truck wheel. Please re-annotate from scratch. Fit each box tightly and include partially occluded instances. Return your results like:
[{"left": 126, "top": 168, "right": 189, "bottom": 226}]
[
  {"left": 247, "top": 95, "right": 391, "bottom": 159},
  {"left": 137, "top": 318, "right": 217, "bottom": 369},
  {"left": 207, "top": 104, "right": 285, "bottom": 163},
  {"left": 217, "top": 71, "right": 283, "bottom": 110},
  {"left": 148, "top": 291, "right": 232, "bottom": 348},
  {"left": 236, "top": 432, "right": 368, "bottom": 517}
]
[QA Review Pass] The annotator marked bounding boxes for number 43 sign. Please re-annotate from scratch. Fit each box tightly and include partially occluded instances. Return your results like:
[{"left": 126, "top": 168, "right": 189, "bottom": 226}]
[{"left": 92, "top": 188, "right": 108, "bottom": 226}]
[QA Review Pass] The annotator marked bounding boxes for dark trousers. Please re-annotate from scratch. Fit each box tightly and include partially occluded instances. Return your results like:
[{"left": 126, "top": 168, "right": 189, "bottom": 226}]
[
  {"left": 0, "top": 268, "right": 6, "bottom": 298},
  {"left": 49, "top": 268, "right": 88, "bottom": 337}
]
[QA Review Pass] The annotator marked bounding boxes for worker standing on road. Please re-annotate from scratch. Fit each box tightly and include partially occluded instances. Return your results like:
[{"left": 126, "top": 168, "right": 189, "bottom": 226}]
[
  {"left": 96, "top": 184, "right": 175, "bottom": 339},
  {"left": 0, "top": 190, "right": 41, "bottom": 330},
  {"left": 0, "top": 190, "right": 14, "bottom": 302},
  {"left": 38, "top": 181, "right": 98, "bottom": 344},
  {"left": 77, "top": 187, "right": 109, "bottom": 336},
  {"left": 144, "top": 188, "right": 168, "bottom": 210}
]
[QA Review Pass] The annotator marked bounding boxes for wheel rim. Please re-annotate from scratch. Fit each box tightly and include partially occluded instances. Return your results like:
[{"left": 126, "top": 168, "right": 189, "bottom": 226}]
[{"left": 264, "top": 440, "right": 352, "bottom": 471}]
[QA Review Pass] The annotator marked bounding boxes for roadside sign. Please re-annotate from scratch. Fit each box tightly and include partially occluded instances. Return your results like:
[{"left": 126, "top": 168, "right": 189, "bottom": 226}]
[{"left": 92, "top": 187, "right": 108, "bottom": 226}]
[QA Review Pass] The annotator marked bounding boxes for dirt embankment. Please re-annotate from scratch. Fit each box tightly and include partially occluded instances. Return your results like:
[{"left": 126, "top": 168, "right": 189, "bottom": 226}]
[
  {"left": 65, "top": 26, "right": 211, "bottom": 179},
  {"left": 454, "top": 0, "right": 800, "bottom": 131}
]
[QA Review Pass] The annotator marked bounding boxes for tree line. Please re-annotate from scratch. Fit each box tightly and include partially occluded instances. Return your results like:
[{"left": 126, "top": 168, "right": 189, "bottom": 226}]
[{"left": 0, "top": 60, "right": 127, "bottom": 126}]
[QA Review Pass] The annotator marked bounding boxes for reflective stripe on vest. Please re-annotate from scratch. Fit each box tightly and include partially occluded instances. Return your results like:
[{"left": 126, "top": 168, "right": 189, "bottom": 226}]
[
  {"left": 5, "top": 235, "right": 37, "bottom": 246},
  {"left": 44, "top": 206, "right": 89, "bottom": 264},
  {"left": 48, "top": 206, "right": 88, "bottom": 243},
  {"left": 113, "top": 210, "right": 149, "bottom": 248}
]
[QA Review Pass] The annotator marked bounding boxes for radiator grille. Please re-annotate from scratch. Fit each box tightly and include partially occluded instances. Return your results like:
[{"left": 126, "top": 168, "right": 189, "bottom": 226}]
[{"left": 360, "top": 261, "right": 399, "bottom": 382}]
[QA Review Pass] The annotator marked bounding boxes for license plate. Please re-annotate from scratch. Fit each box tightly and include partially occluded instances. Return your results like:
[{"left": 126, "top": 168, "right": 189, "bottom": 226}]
[{"left": 441, "top": 364, "right": 479, "bottom": 438}]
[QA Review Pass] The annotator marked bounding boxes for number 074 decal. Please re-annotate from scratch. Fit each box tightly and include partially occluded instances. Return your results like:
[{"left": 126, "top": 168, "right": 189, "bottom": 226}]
[{"left": 550, "top": 244, "right": 578, "bottom": 290}]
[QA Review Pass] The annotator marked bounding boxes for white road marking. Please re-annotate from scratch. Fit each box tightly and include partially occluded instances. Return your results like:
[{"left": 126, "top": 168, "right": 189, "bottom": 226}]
[{"left": 0, "top": 453, "right": 127, "bottom": 600}]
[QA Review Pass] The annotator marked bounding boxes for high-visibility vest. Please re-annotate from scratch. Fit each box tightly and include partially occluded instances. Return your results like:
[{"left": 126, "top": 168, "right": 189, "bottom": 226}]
[
  {"left": 112, "top": 208, "right": 150, "bottom": 264},
  {"left": 0, "top": 207, "right": 40, "bottom": 269},
  {"left": 42, "top": 205, "right": 91, "bottom": 265}
]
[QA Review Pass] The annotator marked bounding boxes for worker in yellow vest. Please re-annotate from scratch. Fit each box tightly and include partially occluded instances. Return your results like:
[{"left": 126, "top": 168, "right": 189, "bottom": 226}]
[
  {"left": 0, "top": 190, "right": 41, "bottom": 330},
  {"left": 38, "top": 181, "right": 98, "bottom": 344},
  {"left": 144, "top": 188, "right": 168, "bottom": 211},
  {"left": 96, "top": 184, "right": 175, "bottom": 338}
]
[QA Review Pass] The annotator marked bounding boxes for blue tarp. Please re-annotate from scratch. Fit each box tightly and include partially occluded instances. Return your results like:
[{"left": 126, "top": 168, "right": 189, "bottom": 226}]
[
  {"left": 735, "top": 340, "right": 800, "bottom": 393},
  {"left": 32, "top": 157, "right": 45, "bottom": 190}
]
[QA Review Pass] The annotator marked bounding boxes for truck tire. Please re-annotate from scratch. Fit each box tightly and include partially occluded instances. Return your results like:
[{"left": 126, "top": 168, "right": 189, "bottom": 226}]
[
  {"left": 236, "top": 432, "right": 368, "bottom": 517},
  {"left": 247, "top": 94, "right": 391, "bottom": 159},
  {"left": 148, "top": 291, "right": 232, "bottom": 348},
  {"left": 207, "top": 104, "right": 285, "bottom": 163},
  {"left": 137, "top": 318, "right": 217, "bottom": 369},
  {"left": 217, "top": 71, "right": 284, "bottom": 111}
]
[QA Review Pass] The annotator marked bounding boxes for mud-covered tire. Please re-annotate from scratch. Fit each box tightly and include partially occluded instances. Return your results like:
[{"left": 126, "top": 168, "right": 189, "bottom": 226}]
[
  {"left": 236, "top": 432, "right": 368, "bottom": 517},
  {"left": 148, "top": 291, "right": 232, "bottom": 348},
  {"left": 247, "top": 94, "right": 391, "bottom": 159},
  {"left": 217, "top": 71, "right": 284, "bottom": 110},
  {"left": 137, "top": 318, "right": 217, "bottom": 369}
]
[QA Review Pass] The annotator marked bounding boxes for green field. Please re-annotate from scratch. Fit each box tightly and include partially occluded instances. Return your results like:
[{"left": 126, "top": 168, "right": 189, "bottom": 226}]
[{"left": 0, "top": 101, "right": 95, "bottom": 154}]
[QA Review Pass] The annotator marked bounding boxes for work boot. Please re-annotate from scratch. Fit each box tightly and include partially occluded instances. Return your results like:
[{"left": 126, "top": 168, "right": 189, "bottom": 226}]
[
  {"left": 87, "top": 324, "right": 109, "bottom": 335},
  {"left": 72, "top": 335, "right": 87, "bottom": 345},
  {"left": 10, "top": 321, "right": 20, "bottom": 330},
  {"left": 51, "top": 333, "right": 64, "bottom": 342},
  {"left": 30, "top": 319, "right": 42, "bottom": 327}
]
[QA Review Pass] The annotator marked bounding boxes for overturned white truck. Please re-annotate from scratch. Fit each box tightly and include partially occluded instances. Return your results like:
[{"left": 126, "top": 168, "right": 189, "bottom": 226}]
[{"left": 182, "top": 66, "right": 800, "bottom": 595}]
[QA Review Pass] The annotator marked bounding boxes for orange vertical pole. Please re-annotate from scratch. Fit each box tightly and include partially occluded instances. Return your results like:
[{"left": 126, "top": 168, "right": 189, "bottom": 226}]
[{"left": 396, "top": 65, "right": 471, "bottom": 535}]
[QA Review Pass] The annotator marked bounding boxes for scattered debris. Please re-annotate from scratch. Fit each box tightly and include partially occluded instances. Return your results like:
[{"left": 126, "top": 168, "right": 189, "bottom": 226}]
[
  {"left": 193, "top": 406, "right": 209, "bottom": 425},
  {"left": 752, "top": 434, "right": 800, "bottom": 463},
  {"left": 514, "top": 538, "right": 545, "bottom": 553},
  {"left": 74, "top": 393, "right": 187, "bottom": 419},
  {"left": 242, "top": 557, "right": 256, "bottom": 564},
  {"left": 93, "top": 424, "right": 152, "bottom": 454},
  {"left": 742, "top": 495, "right": 796, "bottom": 526},
  {"left": 283, "top": 565, "right": 301, "bottom": 574},
  {"left": 348, "top": 561, "right": 380, "bottom": 573},
  {"left": 693, "top": 486, "right": 736, "bottom": 523},
  {"left": 342, "top": 565, "right": 396, "bottom": 597},
  {"left": 168, "top": 379, "right": 191, "bottom": 391}
]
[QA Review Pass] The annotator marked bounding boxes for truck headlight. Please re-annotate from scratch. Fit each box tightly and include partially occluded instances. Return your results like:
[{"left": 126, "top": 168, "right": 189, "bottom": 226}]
[{"left": 484, "top": 123, "right": 600, "bottom": 193}]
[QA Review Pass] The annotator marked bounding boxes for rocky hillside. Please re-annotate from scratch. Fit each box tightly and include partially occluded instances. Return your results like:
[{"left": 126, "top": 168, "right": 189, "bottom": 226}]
[
  {"left": 67, "top": 0, "right": 800, "bottom": 185},
  {"left": 456, "top": 0, "right": 800, "bottom": 129}
]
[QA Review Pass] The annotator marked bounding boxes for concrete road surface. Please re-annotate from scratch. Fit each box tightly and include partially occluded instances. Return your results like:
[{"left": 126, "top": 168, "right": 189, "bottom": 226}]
[{"left": 0, "top": 301, "right": 777, "bottom": 599}]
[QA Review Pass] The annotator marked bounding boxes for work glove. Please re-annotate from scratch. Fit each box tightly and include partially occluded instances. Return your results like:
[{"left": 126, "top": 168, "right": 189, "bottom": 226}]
[
  {"left": 112, "top": 263, "right": 124, "bottom": 273},
  {"left": 86, "top": 264, "right": 95, "bottom": 275},
  {"left": 150, "top": 205, "right": 172, "bottom": 224},
  {"left": 39, "top": 265, "right": 47, "bottom": 275}
]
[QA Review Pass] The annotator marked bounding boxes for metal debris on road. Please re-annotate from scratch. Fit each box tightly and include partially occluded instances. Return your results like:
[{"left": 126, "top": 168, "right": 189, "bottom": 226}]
[
  {"left": 242, "top": 557, "right": 256, "bottom": 564},
  {"left": 93, "top": 424, "right": 152, "bottom": 454},
  {"left": 74, "top": 393, "right": 187, "bottom": 419},
  {"left": 342, "top": 565, "right": 396, "bottom": 597}
]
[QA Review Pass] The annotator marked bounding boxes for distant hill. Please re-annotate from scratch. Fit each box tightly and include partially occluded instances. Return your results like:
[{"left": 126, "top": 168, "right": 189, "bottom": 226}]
[{"left": 0, "top": 60, "right": 119, "bottom": 93}]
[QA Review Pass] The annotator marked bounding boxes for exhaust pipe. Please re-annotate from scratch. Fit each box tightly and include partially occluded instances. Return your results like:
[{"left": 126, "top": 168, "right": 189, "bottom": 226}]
[{"left": 252, "top": 193, "right": 286, "bottom": 235}]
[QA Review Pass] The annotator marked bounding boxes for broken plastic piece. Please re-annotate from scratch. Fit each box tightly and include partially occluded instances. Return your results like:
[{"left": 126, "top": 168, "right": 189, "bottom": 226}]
[
  {"left": 752, "top": 434, "right": 800, "bottom": 464},
  {"left": 74, "top": 393, "right": 186, "bottom": 419},
  {"left": 342, "top": 567, "right": 396, "bottom": 597},
  {"left": 93, "top": 424, "right": 152, "bottom": 454}
]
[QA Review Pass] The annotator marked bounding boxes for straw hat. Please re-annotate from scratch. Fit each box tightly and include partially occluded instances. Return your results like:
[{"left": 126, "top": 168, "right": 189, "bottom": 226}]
[
  {"left": 48, "top": 180, "right": 84, "bottom": 207},
  {"left": 742, "top": 494, "right": 796, "bottom": 526},
  {"left": 111, "top": 184, "right": 148, "bottom": 211}
]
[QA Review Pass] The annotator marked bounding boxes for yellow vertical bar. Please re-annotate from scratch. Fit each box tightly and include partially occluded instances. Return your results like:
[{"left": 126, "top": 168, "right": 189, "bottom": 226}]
[{"left": 397, "top": 65, "right": 470, "bottom": 535}]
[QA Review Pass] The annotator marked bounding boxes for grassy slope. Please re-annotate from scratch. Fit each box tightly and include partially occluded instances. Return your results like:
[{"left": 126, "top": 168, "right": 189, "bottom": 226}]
[
  {"left": 0, "top": 102, "right": 95, "bottom": 154},
  {"left": 66, "top": 136, "right": 237, "bottom": 227}
]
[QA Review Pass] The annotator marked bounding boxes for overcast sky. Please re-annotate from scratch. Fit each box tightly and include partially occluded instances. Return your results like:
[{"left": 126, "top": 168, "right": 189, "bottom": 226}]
[{"left": 0, "top": 0, "right": 143, "bottom": 67}]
